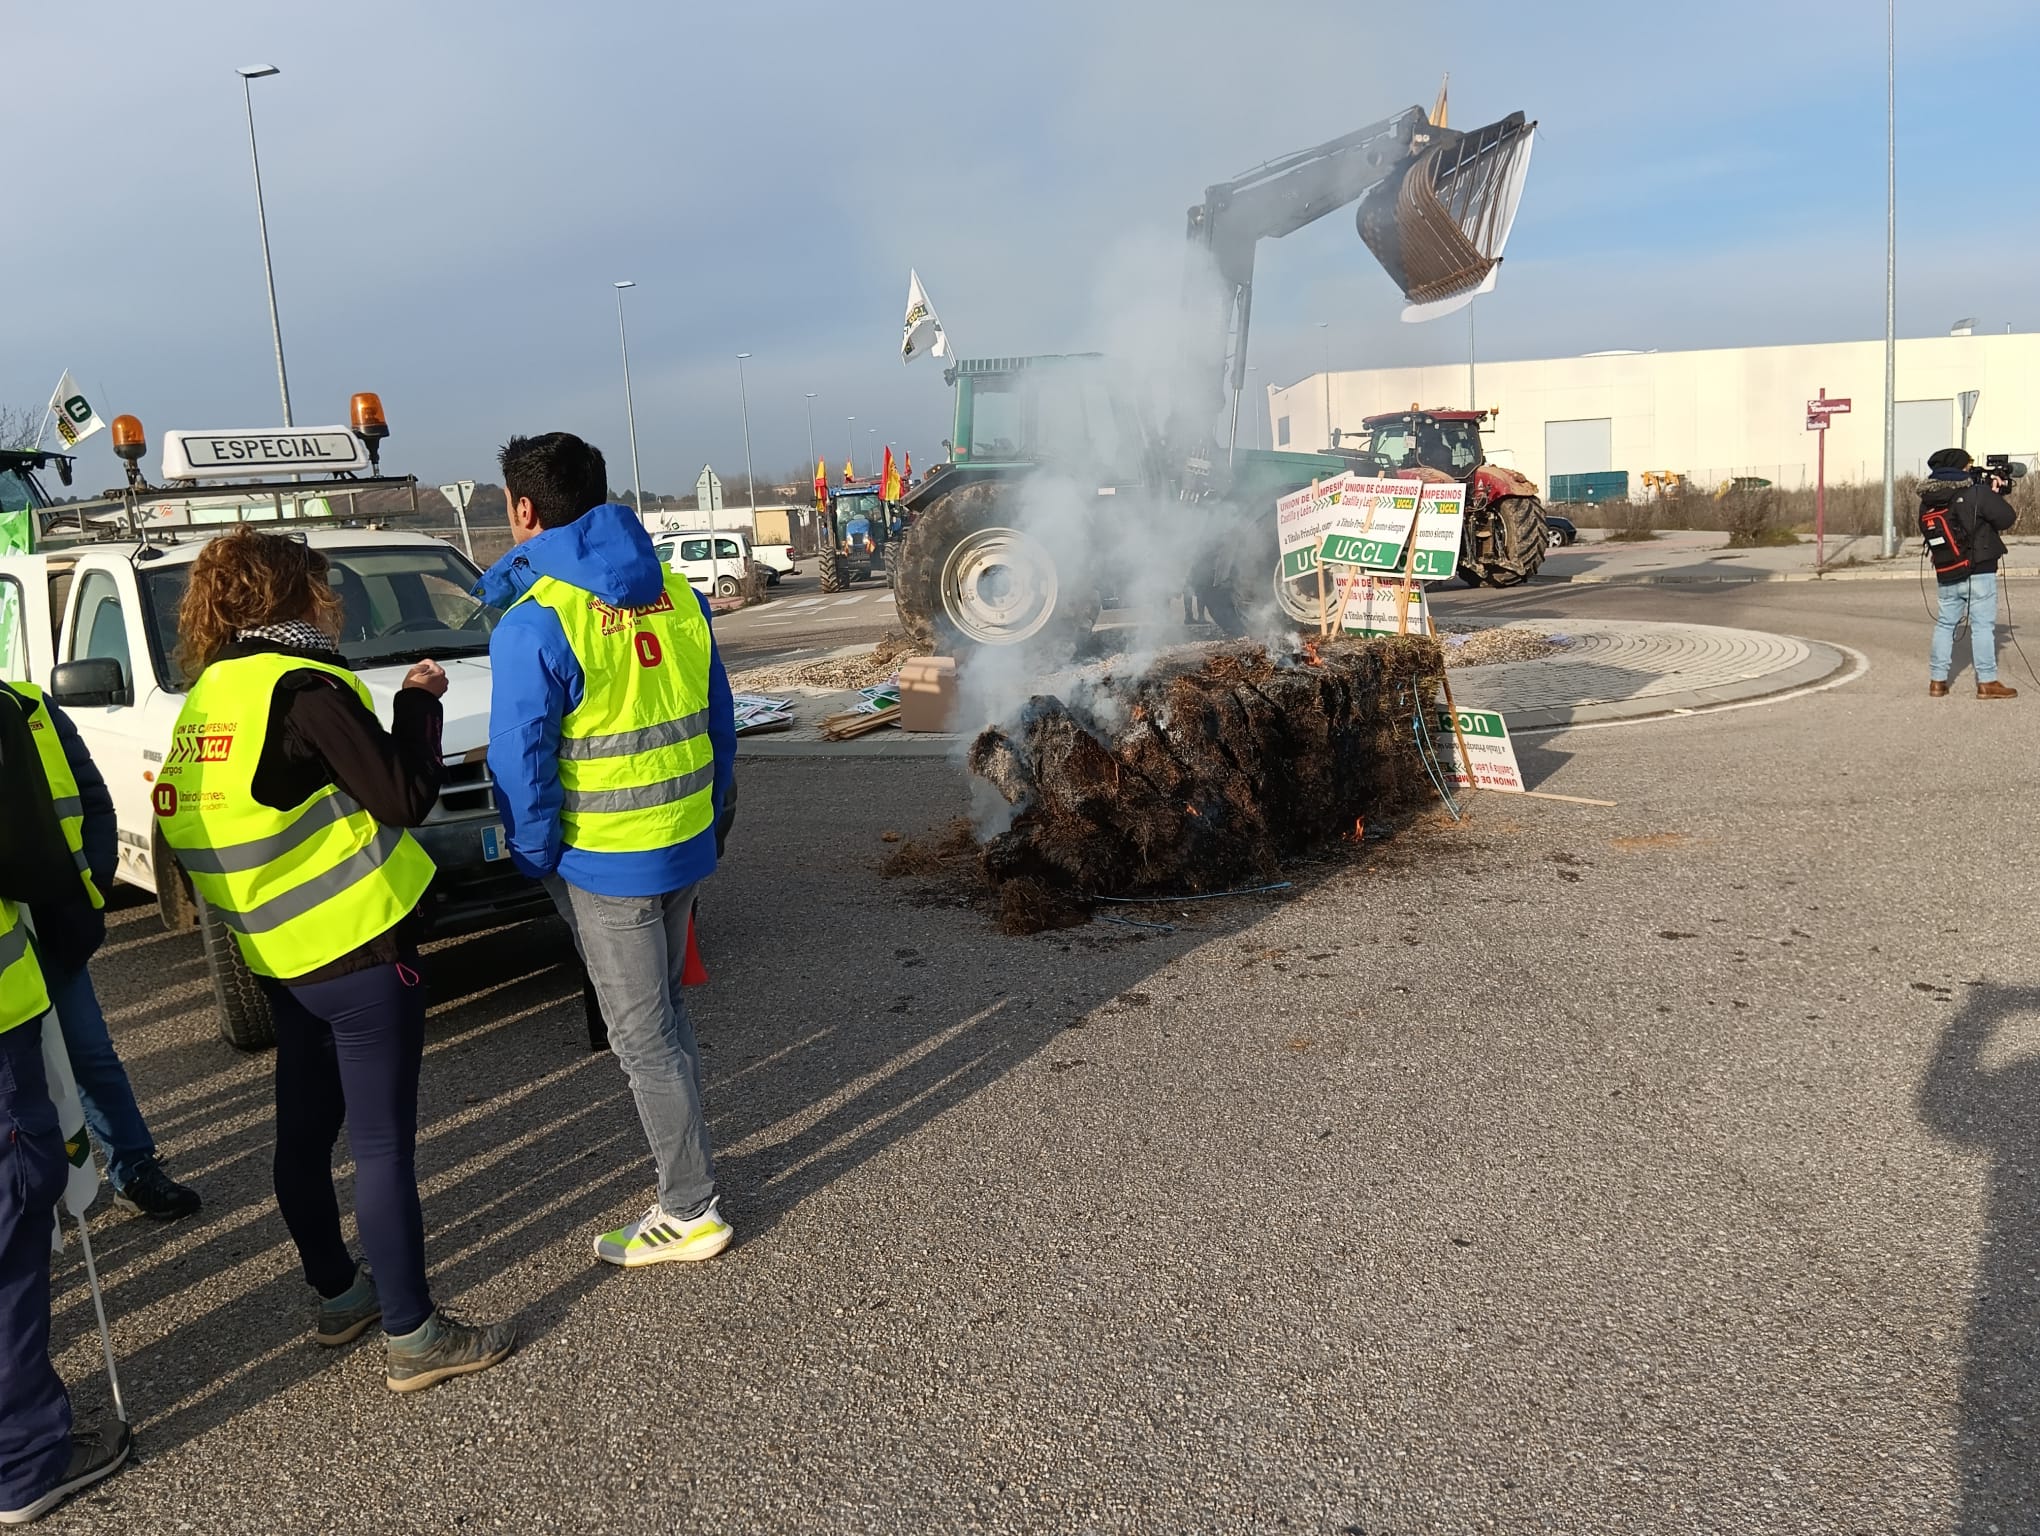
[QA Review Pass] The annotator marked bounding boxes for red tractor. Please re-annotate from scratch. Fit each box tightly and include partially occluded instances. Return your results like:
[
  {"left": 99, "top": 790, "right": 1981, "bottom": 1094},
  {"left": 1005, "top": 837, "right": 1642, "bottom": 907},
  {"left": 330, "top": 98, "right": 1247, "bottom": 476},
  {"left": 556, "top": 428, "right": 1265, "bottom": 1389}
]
[{"left": 1331, "top": 408, "right": 1549, "bottom": 587}]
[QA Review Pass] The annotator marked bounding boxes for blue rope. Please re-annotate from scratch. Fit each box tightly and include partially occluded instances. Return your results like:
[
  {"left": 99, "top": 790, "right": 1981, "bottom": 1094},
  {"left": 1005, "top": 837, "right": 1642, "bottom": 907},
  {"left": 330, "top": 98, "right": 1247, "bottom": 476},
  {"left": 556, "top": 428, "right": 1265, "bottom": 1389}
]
[{"left": 1411, "top": 699, "right": 1462, "bottom": 822}]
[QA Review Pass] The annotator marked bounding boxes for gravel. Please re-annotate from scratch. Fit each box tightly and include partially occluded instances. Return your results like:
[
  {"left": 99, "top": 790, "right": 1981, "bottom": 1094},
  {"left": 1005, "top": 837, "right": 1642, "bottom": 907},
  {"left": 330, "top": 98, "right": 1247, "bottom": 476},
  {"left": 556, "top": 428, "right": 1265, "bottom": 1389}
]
[
  {"left": 1439, "top": 622, "right": 1568, "bottom": 667},
  {"left": 730, "top": 631, "right": 913, "bottom": 693}
]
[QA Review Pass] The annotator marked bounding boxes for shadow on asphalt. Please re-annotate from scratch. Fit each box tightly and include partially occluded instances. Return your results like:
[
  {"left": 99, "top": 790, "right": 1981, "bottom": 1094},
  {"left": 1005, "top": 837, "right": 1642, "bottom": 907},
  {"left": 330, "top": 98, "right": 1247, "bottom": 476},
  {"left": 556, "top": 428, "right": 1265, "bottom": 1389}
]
[
  {"left": 48, "top": 758, "right": 1295, "bottom": 1461},
  {"left": 1917, "top": 982, "right": 2040, "bottom": 1532}
]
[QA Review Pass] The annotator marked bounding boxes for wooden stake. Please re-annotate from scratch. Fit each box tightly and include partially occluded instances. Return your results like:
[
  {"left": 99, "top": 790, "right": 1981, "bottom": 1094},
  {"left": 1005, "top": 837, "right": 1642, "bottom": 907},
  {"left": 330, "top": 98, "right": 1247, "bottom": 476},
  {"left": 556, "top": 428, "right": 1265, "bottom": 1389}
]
[
  {"left": 1328, "top": 564, "right": 1360, "bottom": 632},
  {"left": 1311, "top": 479, "right": 1327, "bottom": 635},
  {"left": 1394, "top": 505, "right": 1423, "bottom": 637},
  {"left": 821, "top": 705, "right": 902, "bottom": 740},
  {"left": 1434, "top": 665, "right": 1479, "bottom": 803}
]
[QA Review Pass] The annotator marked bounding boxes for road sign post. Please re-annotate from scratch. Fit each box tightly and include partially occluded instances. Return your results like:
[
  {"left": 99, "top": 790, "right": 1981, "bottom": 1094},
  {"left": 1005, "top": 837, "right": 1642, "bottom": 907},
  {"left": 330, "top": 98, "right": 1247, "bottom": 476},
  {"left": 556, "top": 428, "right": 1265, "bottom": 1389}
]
[
  {"left": 438, "top": 479, "right": 477, "bottom": 559},
  {"left": 1806, "top": 392, "right": 1852, "bottom": 570}
]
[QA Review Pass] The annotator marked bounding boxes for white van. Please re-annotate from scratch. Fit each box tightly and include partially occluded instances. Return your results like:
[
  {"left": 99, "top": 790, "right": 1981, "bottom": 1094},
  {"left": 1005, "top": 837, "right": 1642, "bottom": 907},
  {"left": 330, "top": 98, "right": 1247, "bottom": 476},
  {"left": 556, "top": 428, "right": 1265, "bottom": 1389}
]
[{"left": 652, "top": 530, "right": 755, "bottom": 598}]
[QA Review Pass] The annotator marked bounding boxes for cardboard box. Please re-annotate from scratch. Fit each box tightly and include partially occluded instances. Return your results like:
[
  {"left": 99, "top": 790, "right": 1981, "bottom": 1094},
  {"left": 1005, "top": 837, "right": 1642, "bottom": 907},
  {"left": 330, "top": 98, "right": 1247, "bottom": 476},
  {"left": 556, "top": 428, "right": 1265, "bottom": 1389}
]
[{"left": 898, "top": 655, "right": 959, "bottom": 733}]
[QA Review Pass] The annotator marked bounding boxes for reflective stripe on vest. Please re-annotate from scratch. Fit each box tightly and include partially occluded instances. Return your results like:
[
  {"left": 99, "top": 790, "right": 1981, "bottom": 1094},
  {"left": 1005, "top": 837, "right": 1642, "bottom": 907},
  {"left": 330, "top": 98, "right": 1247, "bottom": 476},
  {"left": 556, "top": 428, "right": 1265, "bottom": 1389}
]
[
  {"left": 7, "top": 682, "right": 105, "bottom": 910},
  {"left": 514, "top": 570, "right": 716, "bottom": 854},
  {"left": 154, "top": 653, "right": 436, "bottom": 980},
  {"left": 0, "top": 901, "right": 51, "bottom": 1035}
]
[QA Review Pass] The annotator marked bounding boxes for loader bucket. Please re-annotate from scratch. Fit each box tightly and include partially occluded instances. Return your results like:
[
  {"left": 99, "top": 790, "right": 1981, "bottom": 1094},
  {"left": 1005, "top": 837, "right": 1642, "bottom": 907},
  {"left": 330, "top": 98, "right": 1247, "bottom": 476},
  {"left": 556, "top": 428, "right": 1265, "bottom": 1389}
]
[{"left": 1357, "top": 111, "right": 1536, "bottom": 321}]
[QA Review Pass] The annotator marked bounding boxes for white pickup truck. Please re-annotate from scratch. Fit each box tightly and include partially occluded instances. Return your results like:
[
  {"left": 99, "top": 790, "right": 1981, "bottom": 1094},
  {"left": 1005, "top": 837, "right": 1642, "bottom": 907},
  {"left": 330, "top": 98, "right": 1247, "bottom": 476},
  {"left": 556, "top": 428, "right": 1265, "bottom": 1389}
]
[{"left": 0, "top": 422, "right": 552, "bottom": 1049}]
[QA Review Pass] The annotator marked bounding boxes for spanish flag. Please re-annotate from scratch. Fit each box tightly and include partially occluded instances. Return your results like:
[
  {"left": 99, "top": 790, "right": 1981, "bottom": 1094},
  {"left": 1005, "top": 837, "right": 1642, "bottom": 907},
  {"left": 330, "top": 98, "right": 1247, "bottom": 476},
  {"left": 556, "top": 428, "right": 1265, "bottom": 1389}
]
[
  {"left": 881, "top": 446, "right": 903, "bottom": 503},
  {"left": 843, "top": 458, "right": 855, "bottom": 485},
  {"left": 813, "top": 457, "right": 828, "bottom": 508},
  {"left": 903, "top": 450, "right": 913, "bottom": 483}
]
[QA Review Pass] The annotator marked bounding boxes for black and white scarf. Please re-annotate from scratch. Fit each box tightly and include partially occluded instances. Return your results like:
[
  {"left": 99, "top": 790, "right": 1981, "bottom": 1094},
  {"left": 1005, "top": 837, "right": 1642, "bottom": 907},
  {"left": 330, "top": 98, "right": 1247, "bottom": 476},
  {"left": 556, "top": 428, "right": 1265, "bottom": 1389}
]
[{"left": 235, "top": 621, "right": 338, "bottom": 654}]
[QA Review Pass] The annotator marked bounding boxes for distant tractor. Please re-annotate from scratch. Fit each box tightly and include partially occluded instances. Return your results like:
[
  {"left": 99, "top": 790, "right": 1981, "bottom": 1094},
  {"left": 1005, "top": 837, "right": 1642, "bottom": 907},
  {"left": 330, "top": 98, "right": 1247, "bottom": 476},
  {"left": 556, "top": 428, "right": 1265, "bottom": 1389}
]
[
  {"left": 817, "top": 482, "right": 906, "bottom": 593},
  {"left": 1328, "top": 408, "right": 1549, "bottom": 587},
  {"left": 894, "top": 99, "right": 1539, "bottom": 660}
]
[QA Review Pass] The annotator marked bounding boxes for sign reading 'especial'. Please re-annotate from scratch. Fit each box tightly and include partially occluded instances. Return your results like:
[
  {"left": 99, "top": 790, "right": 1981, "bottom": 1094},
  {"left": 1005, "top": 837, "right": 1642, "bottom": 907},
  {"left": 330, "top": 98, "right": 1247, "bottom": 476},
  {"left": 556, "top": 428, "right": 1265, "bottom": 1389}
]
[{"left": 162, "top": 427, "right": 369, "bottom": 481}]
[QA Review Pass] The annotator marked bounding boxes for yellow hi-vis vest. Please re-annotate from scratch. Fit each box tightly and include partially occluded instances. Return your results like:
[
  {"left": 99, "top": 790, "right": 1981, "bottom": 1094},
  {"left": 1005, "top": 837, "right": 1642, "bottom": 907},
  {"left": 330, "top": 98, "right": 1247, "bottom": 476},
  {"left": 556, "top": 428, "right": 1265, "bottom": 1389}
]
[
  {"left": 515, "top": 571, "right": 716, "bottom": 854},
  {"left": 0, "top": 899, "right": 51, "bottom": 1034},
  {"left": 154, "top": 653, "right": 436, "bottom": 981},
  {"left": 7, "top": 681, "right": 105, "bottom": 910}
]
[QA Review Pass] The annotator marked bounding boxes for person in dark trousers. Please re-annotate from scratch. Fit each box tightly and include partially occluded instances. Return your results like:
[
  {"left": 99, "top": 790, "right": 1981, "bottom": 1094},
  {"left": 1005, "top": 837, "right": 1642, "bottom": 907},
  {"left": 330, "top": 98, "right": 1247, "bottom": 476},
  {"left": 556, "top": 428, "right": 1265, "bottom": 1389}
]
[
  {"left": 477, "top": 433, "right": 738, "bottom": 1268},
  {"left": 0, "top": 695, "right": 131, "bottom": 1526},
  {"left": 1922, "top": 447, "right": 2020, "bottom": 699},
  {"left": 1, "top": 683, "right": 200, "bottom": 1222},
  {"left": 156, "top": 529, "right": 513, "bottom": 1393}
]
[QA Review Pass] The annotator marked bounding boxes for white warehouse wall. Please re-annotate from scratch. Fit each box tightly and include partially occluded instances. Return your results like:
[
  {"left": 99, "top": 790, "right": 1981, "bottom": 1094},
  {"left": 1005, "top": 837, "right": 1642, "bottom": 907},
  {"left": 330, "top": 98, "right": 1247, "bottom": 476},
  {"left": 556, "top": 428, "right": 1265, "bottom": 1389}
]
[{"left": 1265, "top": 333, "right": 2040, "bottom": 491}]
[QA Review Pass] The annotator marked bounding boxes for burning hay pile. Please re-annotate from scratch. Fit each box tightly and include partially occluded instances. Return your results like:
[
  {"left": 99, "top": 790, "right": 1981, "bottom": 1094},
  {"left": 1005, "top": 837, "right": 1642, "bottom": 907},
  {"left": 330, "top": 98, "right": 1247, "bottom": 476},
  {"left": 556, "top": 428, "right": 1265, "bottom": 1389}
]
[{"left": 966, "top": 635, "right": 1445, "bottom": 931}]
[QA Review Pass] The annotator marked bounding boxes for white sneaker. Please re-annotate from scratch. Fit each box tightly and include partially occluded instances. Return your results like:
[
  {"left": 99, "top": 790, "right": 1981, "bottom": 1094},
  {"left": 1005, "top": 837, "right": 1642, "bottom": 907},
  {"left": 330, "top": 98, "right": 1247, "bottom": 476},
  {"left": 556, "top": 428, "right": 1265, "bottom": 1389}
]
[{"left": 593, "top": 1200, "right": 733, "bottom": 1268}]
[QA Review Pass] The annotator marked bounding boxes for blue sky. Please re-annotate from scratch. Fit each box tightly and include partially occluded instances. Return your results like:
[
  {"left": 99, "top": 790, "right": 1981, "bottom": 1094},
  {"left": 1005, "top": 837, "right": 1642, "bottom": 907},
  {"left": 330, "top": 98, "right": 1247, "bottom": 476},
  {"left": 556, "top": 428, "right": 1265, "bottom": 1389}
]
[{"left": 12, "top": 0, "right": 2038, "bottom": 498}]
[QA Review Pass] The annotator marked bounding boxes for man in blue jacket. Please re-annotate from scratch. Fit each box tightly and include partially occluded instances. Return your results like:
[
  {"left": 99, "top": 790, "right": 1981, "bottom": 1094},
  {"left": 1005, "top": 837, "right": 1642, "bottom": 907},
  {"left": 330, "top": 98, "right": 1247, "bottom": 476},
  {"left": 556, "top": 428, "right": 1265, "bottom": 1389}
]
[
  {"left": 1, "top": 683, "right": 199, "bottom": 1221},
  {"left": 475, "top": 433, "right": 738, "bottom": 1267}
]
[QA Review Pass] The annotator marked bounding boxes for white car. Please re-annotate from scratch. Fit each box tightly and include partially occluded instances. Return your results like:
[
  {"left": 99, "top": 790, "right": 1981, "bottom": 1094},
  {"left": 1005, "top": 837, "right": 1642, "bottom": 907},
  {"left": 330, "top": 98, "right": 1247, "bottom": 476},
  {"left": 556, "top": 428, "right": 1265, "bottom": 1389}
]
[
  {"left": 652, "top": 530, "right": 755, "bottom": 598},
  {"left": 0, "top": 527, "right": 552, "bottom": 1048}
]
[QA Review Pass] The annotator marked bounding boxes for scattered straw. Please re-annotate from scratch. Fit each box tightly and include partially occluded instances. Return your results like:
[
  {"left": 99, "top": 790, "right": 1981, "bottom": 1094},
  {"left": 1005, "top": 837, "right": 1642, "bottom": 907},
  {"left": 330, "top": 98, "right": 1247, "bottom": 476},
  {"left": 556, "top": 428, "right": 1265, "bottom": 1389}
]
[{"left": 730, "top": 631, "right": 914, "bottom": 693}]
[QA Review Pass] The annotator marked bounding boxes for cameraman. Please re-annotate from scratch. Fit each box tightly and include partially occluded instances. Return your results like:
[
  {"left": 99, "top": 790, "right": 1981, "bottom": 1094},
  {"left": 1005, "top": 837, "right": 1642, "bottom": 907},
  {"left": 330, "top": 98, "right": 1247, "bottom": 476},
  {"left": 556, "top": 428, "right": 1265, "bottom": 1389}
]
[{"left": 1922, "top": 447, "right": 2020, "bottom": 699}]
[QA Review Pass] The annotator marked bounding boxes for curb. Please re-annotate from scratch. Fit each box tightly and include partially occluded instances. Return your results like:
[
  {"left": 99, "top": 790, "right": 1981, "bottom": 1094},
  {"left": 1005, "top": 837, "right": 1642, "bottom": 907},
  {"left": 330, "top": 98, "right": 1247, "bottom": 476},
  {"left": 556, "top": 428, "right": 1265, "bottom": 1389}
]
[
  {"left": 1546, "top": 563, "right": 2040, "bottom": 586},
  {"left": 1490, "top": 637, "right": 1852, "bottom": 731}
]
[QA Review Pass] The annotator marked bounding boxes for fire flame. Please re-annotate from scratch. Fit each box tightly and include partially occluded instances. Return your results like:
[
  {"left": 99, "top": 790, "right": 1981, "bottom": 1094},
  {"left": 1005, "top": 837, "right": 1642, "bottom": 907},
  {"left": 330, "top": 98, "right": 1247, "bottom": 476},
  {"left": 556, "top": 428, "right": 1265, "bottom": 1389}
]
[{"left": 1300, "top": 638, "right": 1326, "bottom": 667}]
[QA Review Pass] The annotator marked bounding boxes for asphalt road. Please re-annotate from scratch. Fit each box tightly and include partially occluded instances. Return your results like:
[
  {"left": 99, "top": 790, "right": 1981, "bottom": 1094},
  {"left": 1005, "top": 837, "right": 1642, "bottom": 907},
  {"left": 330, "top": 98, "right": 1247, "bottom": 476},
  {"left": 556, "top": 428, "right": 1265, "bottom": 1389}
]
[
  {"left": 40, "top": 579, "right": 2040, "bottom": 1533},
  {"left": 717, "top": 569, "right": 903, "bottom": 671}
]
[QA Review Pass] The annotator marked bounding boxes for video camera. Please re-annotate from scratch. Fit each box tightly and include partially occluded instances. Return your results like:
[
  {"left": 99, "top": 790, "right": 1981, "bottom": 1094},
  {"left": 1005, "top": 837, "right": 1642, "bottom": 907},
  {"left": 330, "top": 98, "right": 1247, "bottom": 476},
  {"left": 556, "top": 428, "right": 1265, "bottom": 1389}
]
[{"left": 1973, "top": 453, "right": 2027, "bottom": 489}]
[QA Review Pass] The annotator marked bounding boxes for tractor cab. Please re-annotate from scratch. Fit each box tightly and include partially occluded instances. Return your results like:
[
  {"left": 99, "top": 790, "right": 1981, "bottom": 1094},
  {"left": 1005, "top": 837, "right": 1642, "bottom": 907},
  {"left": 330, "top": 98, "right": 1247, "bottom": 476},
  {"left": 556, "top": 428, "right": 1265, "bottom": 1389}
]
[
  {"left": 942, "top": 354, "right": 1154, "bottom": 482},
  {"left": 0, "top": 448, "right": 74, "bottom": 537},
  {"left": 1334, "top": 409, "right": 1489, "bottom": 482}
]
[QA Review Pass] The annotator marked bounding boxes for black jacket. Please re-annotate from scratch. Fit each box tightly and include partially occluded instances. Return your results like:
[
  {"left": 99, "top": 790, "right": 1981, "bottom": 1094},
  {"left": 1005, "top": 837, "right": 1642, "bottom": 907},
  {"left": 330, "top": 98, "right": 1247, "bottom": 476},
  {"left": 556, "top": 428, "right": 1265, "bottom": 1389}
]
[
  {"left": 1, "top": 684, "right": 117, "bottom": 977},
  {"left": 1920, "top": 475, "right": 2018, "bottom": 582},
  {"left": 214, "top": 638, "right": 446, "bottom": 983}
]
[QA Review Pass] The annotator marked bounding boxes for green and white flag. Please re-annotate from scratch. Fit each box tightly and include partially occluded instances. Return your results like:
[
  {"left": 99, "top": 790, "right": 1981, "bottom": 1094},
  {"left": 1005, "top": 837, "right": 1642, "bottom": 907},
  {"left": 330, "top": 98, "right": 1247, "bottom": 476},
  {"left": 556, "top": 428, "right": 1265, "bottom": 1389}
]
[
  {"left": 48, "top": 371, "right": 105, "bottom": 450},
  {"left": 42, "top": 1009, "right": 102, "bottom": 1251}
]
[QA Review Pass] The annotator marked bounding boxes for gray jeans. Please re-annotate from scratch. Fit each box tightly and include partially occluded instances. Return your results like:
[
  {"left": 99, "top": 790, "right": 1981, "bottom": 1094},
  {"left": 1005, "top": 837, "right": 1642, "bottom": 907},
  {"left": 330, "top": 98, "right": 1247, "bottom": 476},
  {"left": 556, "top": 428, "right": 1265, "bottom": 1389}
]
[{"left": 546, "top": 878, "right": 718, "bottom": 1219}]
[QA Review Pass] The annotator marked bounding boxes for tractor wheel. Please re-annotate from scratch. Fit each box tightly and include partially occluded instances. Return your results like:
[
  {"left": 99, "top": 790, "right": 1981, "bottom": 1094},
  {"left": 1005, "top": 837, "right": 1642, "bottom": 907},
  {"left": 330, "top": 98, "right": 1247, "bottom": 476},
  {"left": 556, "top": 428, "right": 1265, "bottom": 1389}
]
[
  {"left": 883, "top": 543, "right": 903, "bottom": 588},
  {"left": 817, "top": 551, "right": 845, "bottom": 593},
  {"left": 1202, "top": 513, "right": 1305, "bottom": 639},
  {"left": 894, "top": 481, "right": 1100, "bottom": 663},
  {"left": 1465, "top": 495, "right": 1551, "bottom": 588},
  {"left": 196, "top": 894, "right": 274, "bottom": 1051}
]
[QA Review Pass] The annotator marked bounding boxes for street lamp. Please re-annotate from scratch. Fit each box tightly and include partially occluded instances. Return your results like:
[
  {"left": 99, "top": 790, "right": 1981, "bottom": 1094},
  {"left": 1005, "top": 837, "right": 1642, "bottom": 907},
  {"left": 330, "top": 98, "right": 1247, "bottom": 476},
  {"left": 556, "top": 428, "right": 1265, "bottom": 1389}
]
[
  {"left": 1318, "top": 321, "right": 1331, "bottom": 447},
  {"left": 735, "top": 353, "right": 758, "bottom": 525},
  {"left": 803, "top": 392, "right": 818, "bottom": 471},
  {"left": 846, "top": 416, "right": 856, "bottom": 478},
  {"left": 1880, "top": 0, "right": 1898, "bottom": 557},
  {"left": 236, "top": 65, "right": 292, "bottom": 427},
  {"left": 612, "top": 281, "right": 644, "bottom": 520}
]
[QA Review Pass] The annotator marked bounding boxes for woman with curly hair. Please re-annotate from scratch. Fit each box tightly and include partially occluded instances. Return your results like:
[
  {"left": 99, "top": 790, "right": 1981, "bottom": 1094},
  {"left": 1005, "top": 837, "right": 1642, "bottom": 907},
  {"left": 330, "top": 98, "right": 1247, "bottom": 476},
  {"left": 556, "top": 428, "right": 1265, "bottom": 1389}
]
[{"left": 155, "top": 528, "right": 513, "bottom": 1393}]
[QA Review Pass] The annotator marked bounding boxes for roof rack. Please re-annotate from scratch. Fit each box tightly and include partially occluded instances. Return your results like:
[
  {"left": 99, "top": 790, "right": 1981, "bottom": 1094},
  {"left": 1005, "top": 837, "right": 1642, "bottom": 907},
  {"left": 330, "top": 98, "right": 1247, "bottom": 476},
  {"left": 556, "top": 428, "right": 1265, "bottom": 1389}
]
[{"left": 36, "top": 473, "right": 421, "bottom": 550}]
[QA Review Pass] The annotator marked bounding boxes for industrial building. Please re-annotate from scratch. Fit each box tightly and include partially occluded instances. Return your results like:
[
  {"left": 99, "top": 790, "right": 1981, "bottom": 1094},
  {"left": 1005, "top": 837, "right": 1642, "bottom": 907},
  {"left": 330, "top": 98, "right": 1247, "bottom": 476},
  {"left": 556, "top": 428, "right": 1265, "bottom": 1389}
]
[{"left": 1265, "top": 330, "right": 2040, "bottom": 499}]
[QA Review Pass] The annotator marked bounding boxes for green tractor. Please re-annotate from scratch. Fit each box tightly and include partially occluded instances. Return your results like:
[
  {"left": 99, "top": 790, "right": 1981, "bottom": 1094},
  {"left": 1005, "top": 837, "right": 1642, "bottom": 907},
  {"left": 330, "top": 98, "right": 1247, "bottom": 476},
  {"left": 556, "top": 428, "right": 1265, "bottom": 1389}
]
[
  {"left": 894, "top": 101, "right": 1539, "bottom": 661},
  {"left": 894, "top": 356, "right": 1348, "bottom": 653}
]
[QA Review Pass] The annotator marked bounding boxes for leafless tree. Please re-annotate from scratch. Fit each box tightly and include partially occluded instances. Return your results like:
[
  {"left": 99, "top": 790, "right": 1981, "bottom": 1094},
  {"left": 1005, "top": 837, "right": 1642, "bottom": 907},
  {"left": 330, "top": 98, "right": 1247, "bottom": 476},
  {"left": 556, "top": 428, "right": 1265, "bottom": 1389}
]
[{"left": 0, "top": 404, "right": 45, "bottom": 451}]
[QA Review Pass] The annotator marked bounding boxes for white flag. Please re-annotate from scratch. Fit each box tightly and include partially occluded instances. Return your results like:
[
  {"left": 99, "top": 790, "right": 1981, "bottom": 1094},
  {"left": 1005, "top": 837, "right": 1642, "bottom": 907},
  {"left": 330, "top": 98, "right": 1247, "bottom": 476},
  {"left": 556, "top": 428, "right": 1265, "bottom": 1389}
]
[
  {"left": 41, "top": 1008, "right": 102, "bottom": 1252},
  {"left": 48, "top": 371, "right": 106, "bottom": 450},
  {"left": 901, "top": 270, "right": 949, "bottom": 364}
]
